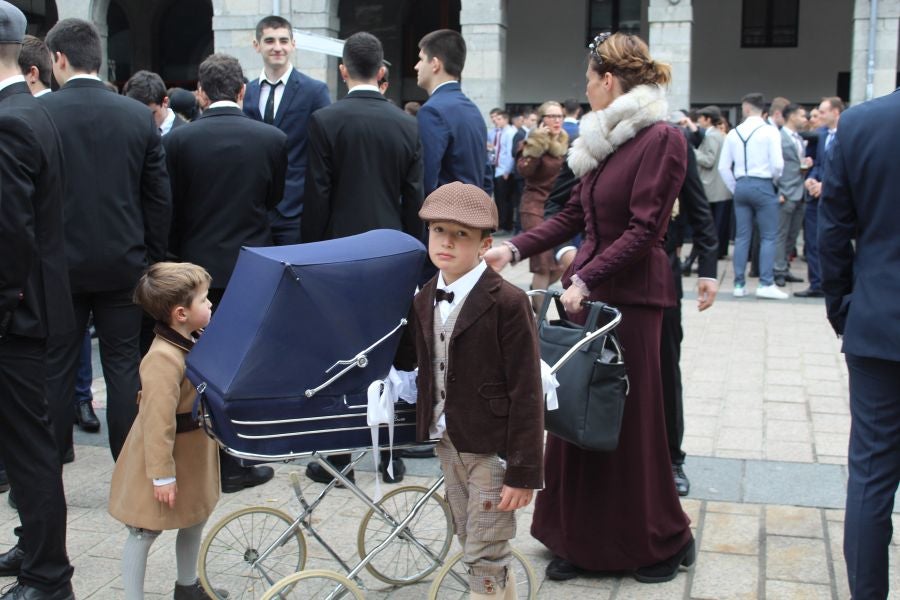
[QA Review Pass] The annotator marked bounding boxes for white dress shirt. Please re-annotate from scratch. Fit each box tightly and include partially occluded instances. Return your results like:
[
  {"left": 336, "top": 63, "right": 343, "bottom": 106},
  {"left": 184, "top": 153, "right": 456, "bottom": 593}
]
[
  {"left": 34, "top": 88, "right": 51, "bottom": 97},
  {"left": 208, "top": 100, "right": 241, "bottom": 110},
  {"left": 434, "top": 260, "right": 487, "bottom": 325},
  {"left": 0, "top": 74, "right": 25, "bottom": 92},
  {"left": 159, "top": 108, "right": 177, "bottom": 136},
  {"left": 347, "top": 84, "right": 379, "bottom": 94},
  {"left": 257, "top": 65, "right": 293, "bottom": 118},
  {"left": 717, "top": 115, "right": 784, "bottom": 194},
  {"left": 429, "top": 80, "right": 456, "bottom": 96}
]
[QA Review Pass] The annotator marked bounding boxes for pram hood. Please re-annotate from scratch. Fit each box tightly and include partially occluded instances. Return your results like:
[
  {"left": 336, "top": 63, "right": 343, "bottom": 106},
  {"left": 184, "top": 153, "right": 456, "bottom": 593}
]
[{"left": 186, "top": 229, "right": 426, "bottom": 402}]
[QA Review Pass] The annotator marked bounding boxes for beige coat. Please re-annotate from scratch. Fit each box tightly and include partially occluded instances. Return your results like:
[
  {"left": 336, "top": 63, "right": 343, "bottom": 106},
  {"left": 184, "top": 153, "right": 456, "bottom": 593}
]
[{"left": 109, "top": 327, "right": 219, "bottom": 530}]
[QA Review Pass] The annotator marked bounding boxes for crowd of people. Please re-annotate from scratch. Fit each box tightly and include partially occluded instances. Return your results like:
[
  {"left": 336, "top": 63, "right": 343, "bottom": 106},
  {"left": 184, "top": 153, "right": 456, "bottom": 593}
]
[{"left": 0, "top": 0, "right": 896, "bottom": 598}]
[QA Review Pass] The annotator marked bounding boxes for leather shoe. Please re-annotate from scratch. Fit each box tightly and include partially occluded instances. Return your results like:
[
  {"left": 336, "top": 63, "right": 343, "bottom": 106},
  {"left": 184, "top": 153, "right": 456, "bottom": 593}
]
[
  {"left": 546, "top": 556, "right": 582, "bottom": 581},
  {"left": 794, "top": 288, "right": 824, "bottom": 298},
  {"left": 379, "top": 458, "right": 405, "bottom": 484},
  {"left": 633, "top": 537, "right": 696, "bottom": 583},
  {"left": 173, "top": 579, "right": 229, "bottom": 599},
  {"left": 305, "top": 462, "right": 354, "bottom": 487},
  {"left": 75, "top": 402, "right": 100, "bottom": 433},
  {"left": 774, "top": 274, "right": 786, "bottom": 287},
  {"left": 221, "top": 465, "right": 274, "bottom": 493},
  {"left": 672, "top": 464, "right": 690, "bottom": 497},
  {"left": 0, "top": 582, "right": 73, "bottom": 600},
  {"left": 0, "top": 544, "right": 24, "bottom": 577},
  {"left": 783, "top": 273, "right": 804, "bottom": 283}
]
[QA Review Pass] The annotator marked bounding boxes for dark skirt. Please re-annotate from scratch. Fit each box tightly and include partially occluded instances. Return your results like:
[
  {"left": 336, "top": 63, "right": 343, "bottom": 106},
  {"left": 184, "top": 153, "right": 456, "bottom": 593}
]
[{"left": 530, "top": 304, "right": 692, "bottom": 570}]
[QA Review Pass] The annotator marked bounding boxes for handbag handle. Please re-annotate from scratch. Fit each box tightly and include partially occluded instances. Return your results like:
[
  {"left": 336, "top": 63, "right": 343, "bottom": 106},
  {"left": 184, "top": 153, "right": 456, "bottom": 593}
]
[{"left": 537, "top": 290, "right": 606, "bottom": 336}]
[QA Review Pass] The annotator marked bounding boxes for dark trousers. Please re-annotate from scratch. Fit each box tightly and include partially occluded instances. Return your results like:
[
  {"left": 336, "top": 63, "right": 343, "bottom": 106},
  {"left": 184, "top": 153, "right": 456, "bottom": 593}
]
[
  {"left": 269, "top": 209, "right": 302, "bottom": 246},
  {"left": 0, "top": 335, "right": 73, "bottom": 592},
  {"left": 493, "top": 176, "right": 515, "bottom": 232},
  {"left": 804, "top": 198, "right": 822, "bottom": 290},
  {"left": 843, "top": 353, "right": 900, "bottom": 600},
  {"left": 711, "top": 200, "right": 733, "bottom": 258},
  {"left": 660, "top": 304, "right": 685, "bottom": 465},
  {"left": 73, "top": 328, "right": 93, "bottom": 405},
  {"left": 47, "top": 289, "right": 142, "bottom": 461}
]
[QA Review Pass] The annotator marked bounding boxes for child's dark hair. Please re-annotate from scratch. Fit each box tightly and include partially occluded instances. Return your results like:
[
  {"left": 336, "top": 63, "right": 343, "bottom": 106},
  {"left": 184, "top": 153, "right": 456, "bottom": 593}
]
[{"left": 133, "top": 262, "right": 211, "bottom": 323}]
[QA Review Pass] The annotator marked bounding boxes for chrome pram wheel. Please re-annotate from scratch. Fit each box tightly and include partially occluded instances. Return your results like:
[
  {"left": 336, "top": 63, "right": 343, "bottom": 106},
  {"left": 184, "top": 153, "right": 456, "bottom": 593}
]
[
  {"left": 356, "top": 485, "right": 454, "bottom": 585},
  {"left": 199, "top": 507, "right": 307, "bottom": 599},
  {"left": 428, "top": 548, "right": 537, "bottom": 600},
  {"left": 261, "top": 569, "right": 364, "bottom": 600}
]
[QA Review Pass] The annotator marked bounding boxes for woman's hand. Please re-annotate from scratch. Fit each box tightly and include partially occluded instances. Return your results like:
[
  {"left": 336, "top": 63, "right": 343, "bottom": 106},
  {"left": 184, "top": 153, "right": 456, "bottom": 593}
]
[
  {"left": 560, "top": 282, "right": 589, "bottom": 314},
  {"left": 537, "top": 123, "right": 551, "bottom": 135},
  {"left": 154, "top": 482, "right": 177, "bottom": 508},
  {"left": 484, "top": 245, "right": 513, "bottom": 272}
]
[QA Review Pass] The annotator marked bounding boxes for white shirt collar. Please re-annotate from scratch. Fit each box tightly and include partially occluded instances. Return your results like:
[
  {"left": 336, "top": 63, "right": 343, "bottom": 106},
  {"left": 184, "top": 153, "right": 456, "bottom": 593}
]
[
  {"left": 68, "top": 74, "right": 103, "bottom": 82},
  {"left": 435, "top": 260, "right": 488, "bottom": 308},
  {"left": 159, "top": 108, "right": 177, "bottom": 135},
  {"left": 33, "top": 87, "right": 51, "bottom": 97},
  {"left": 0, "top": 74, "right": 25, "bottom": 93},
  {"left": 430, "top": 80, "right": 457, "bottom": 96},
  {"left": 348, "top": 84, "right": 380, "bottom": 93},
  {"left": 208, "top": 100, "right": 241, "bottom": 109},
  {"left": 258, "top": 65, "right": 293, "bottom": 86}
]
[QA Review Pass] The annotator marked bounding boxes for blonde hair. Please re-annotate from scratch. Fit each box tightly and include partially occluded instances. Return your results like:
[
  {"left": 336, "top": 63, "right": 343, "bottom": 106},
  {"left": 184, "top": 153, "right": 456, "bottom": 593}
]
[
  {"left": 133, "top": 262, "right": 212, "bottom": 322},
  {"left": 590, "top": 32, "right": 671, "bottom": 92},
  {"left": 536, "top": 100, "right": 563, "bottom": 121}
]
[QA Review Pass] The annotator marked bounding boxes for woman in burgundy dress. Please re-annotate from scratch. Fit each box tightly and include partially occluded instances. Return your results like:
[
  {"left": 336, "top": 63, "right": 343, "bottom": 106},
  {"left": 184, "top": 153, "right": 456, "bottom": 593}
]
[
  {"left": 485, "top": 32, "right": 694, "bottom": 584},
  {"left": 516, "top": 101, "right": 569, "bottom": 309}
]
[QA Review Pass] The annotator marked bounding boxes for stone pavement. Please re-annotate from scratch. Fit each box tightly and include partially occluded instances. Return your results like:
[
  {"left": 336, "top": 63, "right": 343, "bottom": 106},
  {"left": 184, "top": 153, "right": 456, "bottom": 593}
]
[{"left": 1, "top": 250, "right": 898, "bottom": 599}]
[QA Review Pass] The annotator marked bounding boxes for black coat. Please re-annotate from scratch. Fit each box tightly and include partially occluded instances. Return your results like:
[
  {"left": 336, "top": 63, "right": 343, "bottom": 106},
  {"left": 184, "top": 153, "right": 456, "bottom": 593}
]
[
  {"left": 40, "top": 78, "right": 171, "bottom": 293},
  {"left": 0, "top": 82, "right": 74, "bottom": 339},
  {"left": 302, "top": 90, "right": 423, "bottom": 242},
  {"left": 163, "top": 106, "right": 288, "bottom": 288}
]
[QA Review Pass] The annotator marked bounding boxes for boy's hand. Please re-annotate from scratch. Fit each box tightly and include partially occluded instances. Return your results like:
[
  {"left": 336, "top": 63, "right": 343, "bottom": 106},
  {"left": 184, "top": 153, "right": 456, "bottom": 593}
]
[
  {"left": 498, "top": 485, "right": 533, "bottom": 511},
  {"left": 154, "top": 482, "right": 177, "bottom": 508}
]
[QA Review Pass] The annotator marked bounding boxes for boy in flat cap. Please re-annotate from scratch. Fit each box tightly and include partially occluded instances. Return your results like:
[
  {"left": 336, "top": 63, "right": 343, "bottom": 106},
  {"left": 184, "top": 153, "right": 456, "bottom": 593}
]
[{"left": 396, "top": 181, "right": 544, "bottom": 598}]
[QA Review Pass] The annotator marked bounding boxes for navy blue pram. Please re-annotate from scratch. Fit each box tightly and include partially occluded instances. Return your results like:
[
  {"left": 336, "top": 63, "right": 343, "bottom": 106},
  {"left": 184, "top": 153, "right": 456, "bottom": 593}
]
[{"left": 186, "top": 230, "right": 426, "bottom": 461}]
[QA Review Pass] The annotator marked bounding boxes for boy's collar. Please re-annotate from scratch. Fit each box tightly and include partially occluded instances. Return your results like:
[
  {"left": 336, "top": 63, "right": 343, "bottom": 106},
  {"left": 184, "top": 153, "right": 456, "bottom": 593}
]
[
  {"left": 153, "top": 321, "right": 197, "bottom": 352},
  {"left": 436, "top": 260, "right": 488, "bottom": 296}
]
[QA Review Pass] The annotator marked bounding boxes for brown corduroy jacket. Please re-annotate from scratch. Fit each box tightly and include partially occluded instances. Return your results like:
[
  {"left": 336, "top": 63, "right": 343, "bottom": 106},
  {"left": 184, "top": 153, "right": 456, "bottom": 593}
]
[{"left": 396, "top": 268, "right": 545, "bottom": 489}]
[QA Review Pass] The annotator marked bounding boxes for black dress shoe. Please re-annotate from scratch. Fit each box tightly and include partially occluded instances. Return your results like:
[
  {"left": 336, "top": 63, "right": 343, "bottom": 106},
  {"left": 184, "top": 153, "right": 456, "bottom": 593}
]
[
  {"left": 0, "top": 583, "right": 74, "bottom": 600},
  {"left": 75, "top": 402, "right": 100, "bottom": 433},
  {"left": 221, "top": 465, "right": 275, "bottom": 493},
  {"left": 379, "top": 458, "right": 405, "bottom": 484},
  {"left": 774, "top": 274, "right": 786, "bottom": 287},
  {"left": 0, "top": 543, "right": 24, "bottom": 576},
  {"left": 305, "top": 462, "right": 354, "bottom": 486},
  {"left": 794, "top": 288, "right": 824, "bottom": 298},
  {"left": 672, "top": 464, "right": 690, "bottom": 497},
  {"left": 633, "top": 538, "right": 696, "bottom": 583},
  {"left": 783, "top": 273, "right": 804, "bottom": 283},
  {"left": 546, "top": 556, "right": 582, "bottom": 581},
  {"left": 173, "top": 579, "right": 229, "bottom": 599}
]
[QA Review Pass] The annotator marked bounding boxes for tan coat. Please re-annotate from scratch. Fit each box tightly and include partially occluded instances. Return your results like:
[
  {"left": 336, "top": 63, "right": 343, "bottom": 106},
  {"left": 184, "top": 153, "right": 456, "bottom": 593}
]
[{"left": 108, "top": 327, "right": 219, "bottom": 530}]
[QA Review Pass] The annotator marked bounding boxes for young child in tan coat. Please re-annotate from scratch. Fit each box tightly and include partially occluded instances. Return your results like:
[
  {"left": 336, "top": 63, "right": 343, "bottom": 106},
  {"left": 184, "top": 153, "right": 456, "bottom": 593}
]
[{"left": 108, "top": 263, "right": 220, "bottom": 600}]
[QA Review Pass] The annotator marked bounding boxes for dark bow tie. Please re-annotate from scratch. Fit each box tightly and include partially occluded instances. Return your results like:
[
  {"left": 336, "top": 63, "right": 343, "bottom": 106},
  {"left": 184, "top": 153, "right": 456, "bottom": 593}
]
[{"left": 435, "top": 288, "right": 455, "bottom": 303}]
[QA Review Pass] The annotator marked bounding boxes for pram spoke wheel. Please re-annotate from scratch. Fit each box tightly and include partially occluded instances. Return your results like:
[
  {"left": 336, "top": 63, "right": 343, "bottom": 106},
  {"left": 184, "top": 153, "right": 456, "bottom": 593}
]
[
  {"left": 356, "top": 485, "right": 454, "bottom": 585},
  {"left": 428, "top": 548, "right": 537, "bottom": 600},
  {"left": 199, "top": 507, "right": 307, "bottom": 599},
  {"left": 261, "top": 569, "right": 364, "bottom": 600}
]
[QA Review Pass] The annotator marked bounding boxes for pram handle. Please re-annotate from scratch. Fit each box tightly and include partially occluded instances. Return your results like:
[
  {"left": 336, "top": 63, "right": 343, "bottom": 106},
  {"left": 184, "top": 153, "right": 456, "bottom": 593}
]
[{"left": 527, "top": 289, "right": 622, "bottom": 375}]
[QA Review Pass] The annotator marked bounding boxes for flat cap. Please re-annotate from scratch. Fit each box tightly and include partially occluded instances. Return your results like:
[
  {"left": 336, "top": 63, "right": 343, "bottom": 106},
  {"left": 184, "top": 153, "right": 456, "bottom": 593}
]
[
  {"left": 419, "top": 182, "right": 498, "bottom": 231},
  {"left": 0, "top": 1, "right": 26, "bottom": 44}
]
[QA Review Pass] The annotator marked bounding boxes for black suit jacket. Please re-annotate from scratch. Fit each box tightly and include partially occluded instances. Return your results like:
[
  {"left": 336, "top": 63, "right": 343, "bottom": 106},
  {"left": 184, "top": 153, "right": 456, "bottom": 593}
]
[
  {"left": 819, "top": 88, "right": 900, "bottom": 360},
  {"left": 666, "top": 127, "right": 718, "bottom": 298},
  {"left": 0, "top": 82, "right": 74, "bottom": 339},
  {"left": 302, "top": 89, "right": 423, "bottom": 242},
  {"left": 164, "top": 105, "right": 288, "bottom": 288},
  {"left": 40, "top": 78, "right": 171, "bottom": 293}
]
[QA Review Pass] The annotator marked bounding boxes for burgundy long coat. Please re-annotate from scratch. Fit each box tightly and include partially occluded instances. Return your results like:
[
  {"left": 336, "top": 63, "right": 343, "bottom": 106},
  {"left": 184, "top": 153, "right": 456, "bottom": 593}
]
[{"left": 510, "top": 121, "right": 693, "bottom": 570}]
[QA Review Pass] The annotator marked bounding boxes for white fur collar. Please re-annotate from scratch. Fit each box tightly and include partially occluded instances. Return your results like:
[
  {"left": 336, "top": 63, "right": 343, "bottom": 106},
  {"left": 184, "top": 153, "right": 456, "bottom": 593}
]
[{"left": 567, "top": 84, "right": 669, "bottom": 177}]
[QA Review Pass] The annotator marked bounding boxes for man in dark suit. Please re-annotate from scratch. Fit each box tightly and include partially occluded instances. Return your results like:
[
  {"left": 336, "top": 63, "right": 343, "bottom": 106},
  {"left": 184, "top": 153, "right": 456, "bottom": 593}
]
[
  {"left": 819, "top": 87, "right": 900, "bottom": 600},
  {"left": 41, "top": 18, "right": 171, "bottom": 461},
  {"left": 243, "top": 15, "right": 331, "bottom": 245},
  {"left": 164, "top": 53, "right": 286, "bottom": 493},
  {"left": 123, "top": 70, "right": 188, "bottom": 136},
  {"left": 0, "top": 3, "right": 75, "bottom": 597},
  {"left": 301, "top": 32, "right": 423, "bottom": 486},
  {"left": 414, "top": 29, "right": 489, "bottom": 196},
  {"left": 302, "top": 32, "right": 423, "bottom": 243},
  {"left": 662, "top": 128, "right": 719, "bottom": 496}
]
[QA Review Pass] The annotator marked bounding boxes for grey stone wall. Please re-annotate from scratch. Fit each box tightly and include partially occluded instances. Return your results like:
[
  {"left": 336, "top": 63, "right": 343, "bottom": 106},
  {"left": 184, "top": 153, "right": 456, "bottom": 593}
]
[
  {"left": 850, "top": 0, "right": 900, "bottom": 104},
  {"left": 648, "top": 0, "right": 692, "bottom": 112}
]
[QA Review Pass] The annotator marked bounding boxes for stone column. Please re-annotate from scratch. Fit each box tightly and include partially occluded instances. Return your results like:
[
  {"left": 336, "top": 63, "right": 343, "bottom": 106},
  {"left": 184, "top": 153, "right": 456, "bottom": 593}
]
[
  {"left": 212, "top": 0, "right": 268, "bottom": 80},
  {"left": 460, "top": 0, "right": 506, "bottom": 122},
  {"left": 56, "top": 0, "right": 109, "bottom": 80},
  {"left": 851, "top": 0, "right": 900, "bottom": 104},
  {"left": 289, "top": 0, "right": 340, "bottom": 95},
  {"left": 648, "top": 0, "right": 692, "bottom": 111}
]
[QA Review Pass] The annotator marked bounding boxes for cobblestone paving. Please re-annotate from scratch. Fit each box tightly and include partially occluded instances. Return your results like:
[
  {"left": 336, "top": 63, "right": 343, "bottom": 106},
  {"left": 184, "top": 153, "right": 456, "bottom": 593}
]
[{"left": 2, "top": 251, "right": 898, "bottom": 599}]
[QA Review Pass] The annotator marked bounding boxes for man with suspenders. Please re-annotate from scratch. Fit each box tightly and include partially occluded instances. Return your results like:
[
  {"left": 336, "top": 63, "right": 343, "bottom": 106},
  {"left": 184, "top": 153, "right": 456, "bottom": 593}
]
[{"left": 718, "top": 93, "right": 787, "bottom": 300}]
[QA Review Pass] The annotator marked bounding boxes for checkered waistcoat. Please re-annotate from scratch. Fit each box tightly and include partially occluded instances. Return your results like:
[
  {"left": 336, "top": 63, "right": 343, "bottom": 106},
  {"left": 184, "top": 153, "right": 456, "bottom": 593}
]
[{"left": 430, "top": 297, "right": 468, "bottom": 433}]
